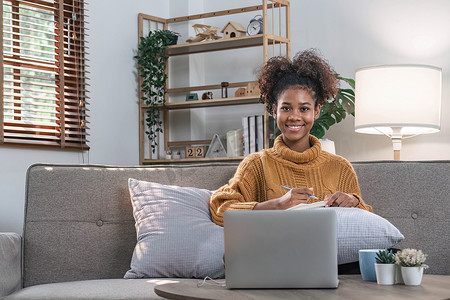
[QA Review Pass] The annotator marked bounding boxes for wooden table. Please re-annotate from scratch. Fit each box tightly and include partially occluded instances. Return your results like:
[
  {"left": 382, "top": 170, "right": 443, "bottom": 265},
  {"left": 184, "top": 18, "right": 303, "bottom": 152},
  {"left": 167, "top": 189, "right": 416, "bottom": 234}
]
[{"left": 154, "top": 274, "right": 450, "bottom": 300}]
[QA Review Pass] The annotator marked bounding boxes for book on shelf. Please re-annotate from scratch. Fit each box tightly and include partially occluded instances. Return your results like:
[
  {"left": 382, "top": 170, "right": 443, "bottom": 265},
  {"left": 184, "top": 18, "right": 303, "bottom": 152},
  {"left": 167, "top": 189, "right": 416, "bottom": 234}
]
[
  {"left": 242, "top": 116, "right": 250, "bottom": 156},
  {"left": 268, "top": 115, "right": 277, "bottom": 148},
  {"left": 242, "top": 114, "right": 265, "bottom": 156},
  {"left": 248, "top": 115, "right": 256, "bottom": 154},
  {"left": 286, "top": 201, "right": 327, "bottom": 211},
  {"left": 256, "top": 115, "right": 264, "bottom": 152}
]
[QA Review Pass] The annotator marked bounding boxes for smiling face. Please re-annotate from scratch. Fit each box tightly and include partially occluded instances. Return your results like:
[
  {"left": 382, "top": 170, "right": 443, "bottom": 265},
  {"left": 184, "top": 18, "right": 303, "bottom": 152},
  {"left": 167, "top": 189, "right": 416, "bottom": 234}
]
[{"left": 272, "top": 87, "right": 321, "bottom": 153}]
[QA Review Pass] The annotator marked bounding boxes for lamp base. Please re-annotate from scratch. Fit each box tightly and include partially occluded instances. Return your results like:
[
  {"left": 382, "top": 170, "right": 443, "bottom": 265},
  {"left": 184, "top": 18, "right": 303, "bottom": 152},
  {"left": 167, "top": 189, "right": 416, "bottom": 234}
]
[
  {"left": 394, "top": 150, "right": 400, "bottom": 160},
  {"left": 392, "top": 127, "right": 402, "bottom": 161}
]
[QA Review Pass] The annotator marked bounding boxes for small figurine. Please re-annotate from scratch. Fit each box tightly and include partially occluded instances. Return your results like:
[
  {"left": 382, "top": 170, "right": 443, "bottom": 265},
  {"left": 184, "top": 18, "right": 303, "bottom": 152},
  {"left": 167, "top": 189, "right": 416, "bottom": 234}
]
[{"left": 186, "top": 24, "right": 221, "bottom": 43}]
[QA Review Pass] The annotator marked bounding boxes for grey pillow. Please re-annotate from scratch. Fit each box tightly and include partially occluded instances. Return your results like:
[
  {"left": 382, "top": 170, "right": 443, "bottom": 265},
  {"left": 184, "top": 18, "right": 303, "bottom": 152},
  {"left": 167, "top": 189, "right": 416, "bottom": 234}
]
[
  {"left": 124, "top": 178, "right": 225, "bottom": 279},
  {"left": 332, "top": 207, "right": 404, "bottom": 264}
]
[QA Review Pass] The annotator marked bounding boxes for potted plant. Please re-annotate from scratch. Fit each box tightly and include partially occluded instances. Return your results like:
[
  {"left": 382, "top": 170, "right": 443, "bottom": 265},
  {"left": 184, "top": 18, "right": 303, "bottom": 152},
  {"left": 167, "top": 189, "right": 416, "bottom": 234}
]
[
  {"left": 135, "top": 29, "right": 180, "bottom": 153},
  {"left": 395, "top": 248, "right": 429, "bottom": 286},
  {"left": 374, "top": 249, "right": 396, "bottom": 285}
]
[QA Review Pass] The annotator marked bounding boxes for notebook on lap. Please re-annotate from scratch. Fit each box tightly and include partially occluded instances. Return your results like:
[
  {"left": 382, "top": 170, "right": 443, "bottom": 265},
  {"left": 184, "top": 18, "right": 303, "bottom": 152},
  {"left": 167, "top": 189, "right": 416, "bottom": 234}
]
[{"left": 223, "top": 209, "right": 338, "bottom": 289}]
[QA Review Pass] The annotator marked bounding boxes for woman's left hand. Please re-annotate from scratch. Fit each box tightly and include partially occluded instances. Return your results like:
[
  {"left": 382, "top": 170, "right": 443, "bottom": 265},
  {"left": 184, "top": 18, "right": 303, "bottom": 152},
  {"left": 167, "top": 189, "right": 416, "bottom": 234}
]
[{"left": 324, "top": 191, "right": 359, "bottom": 208}]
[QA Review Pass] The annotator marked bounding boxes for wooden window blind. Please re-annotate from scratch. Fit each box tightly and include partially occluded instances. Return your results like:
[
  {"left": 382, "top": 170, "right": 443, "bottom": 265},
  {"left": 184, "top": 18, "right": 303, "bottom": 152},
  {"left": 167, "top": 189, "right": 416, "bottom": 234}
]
[{"left": 1, "top": 0, "right": 88, "bottom": 149}]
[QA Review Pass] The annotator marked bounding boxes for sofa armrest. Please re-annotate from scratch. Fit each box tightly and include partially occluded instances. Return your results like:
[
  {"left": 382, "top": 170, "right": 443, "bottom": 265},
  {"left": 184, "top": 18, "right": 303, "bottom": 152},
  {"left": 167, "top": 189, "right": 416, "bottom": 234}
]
[{"left": 0, "top": 232, "right": 21, "bottom": 298}]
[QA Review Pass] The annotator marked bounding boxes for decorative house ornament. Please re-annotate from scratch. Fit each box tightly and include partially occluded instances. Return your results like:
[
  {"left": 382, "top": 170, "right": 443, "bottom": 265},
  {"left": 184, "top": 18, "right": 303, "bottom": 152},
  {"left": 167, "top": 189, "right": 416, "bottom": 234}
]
[
  {"left": 247, "top": 15, "right": 263, "bottom": 35},
  {"left": 221, "top": 21, "right": 246, "bottom": 39},
  {"left": 246, "top": 81, "right": 260, "bottom": 96},
  {"left": 205, "top": 134, "right": 227, "bottom": 158}
]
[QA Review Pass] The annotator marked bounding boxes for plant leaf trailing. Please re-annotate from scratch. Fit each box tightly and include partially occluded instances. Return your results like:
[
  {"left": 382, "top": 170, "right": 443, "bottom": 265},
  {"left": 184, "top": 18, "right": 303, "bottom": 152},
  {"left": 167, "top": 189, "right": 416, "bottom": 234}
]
[{"left": 135, "top": 29, "right": 180, "bottom": 153}]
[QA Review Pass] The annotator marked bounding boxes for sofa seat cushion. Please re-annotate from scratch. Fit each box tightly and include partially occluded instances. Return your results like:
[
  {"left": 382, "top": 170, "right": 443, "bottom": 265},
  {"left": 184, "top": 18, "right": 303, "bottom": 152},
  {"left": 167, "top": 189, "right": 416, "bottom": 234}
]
[{"left": 4, "top": 278, "right": 193, "bottom": 300}]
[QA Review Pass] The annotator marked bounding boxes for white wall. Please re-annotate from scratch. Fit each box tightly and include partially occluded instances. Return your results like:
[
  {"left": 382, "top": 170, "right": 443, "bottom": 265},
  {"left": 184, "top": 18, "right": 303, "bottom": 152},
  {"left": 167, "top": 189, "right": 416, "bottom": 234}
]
[
  {"left": 288, "top": 0, "right": 450, "bottom": 161},
  {"left": 0, "top": 0, "right": 169, "bottom": 234},
  {"left": 2, "top": 0, "right": 450, "bottom": 233}
]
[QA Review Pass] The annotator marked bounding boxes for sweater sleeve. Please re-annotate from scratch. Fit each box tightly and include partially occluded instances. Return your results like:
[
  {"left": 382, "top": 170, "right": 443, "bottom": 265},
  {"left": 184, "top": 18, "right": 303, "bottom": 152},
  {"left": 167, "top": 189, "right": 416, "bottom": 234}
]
[
  {"left": 210, "top": 154, "right": 265, "bottom": 226},
  {"left": 338, "top": 161, "right": 373, "bottom": 212}
]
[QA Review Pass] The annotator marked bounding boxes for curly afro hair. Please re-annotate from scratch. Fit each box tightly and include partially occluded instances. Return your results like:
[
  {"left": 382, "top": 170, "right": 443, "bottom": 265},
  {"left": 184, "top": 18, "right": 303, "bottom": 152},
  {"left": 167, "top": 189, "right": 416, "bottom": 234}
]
[{"left": 258, "top": 49, "right": 338, "bottom": 115}]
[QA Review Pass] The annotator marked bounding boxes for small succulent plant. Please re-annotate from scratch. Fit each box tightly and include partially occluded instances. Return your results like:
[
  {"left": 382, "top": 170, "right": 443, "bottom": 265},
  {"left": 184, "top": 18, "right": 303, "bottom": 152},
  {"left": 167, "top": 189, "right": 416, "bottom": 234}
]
[{"left": 375, "top": 249, "right": 396, "bottom": 264}]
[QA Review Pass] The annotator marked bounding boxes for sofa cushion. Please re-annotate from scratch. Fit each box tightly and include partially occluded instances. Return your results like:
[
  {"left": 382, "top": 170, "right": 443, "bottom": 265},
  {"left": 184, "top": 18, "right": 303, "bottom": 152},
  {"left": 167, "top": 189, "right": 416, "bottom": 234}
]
[
  {"left": 3, "top": 278, "right": 189, "bottom": 300},
  {"left": 125, "top": 179, "right": 225, "bottom": 279},
  {"left": 332, "top": 207, "right": 404, "bottom": 264},
  {"left": 0, "top": 233, "right": 21, "bottom": 298}
]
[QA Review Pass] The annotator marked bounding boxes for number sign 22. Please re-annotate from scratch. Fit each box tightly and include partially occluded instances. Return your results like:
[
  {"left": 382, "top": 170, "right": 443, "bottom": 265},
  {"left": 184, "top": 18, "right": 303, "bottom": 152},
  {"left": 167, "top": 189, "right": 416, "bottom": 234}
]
[{"left": 185, "top": 146, "right": 205, "bottom": 158}]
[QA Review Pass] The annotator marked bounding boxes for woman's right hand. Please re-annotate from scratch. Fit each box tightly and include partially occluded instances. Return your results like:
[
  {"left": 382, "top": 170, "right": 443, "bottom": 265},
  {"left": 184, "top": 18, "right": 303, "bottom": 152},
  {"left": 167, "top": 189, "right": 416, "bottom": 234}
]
[{"left": 253, "top": 187, "right": 314, "bottom": 210}]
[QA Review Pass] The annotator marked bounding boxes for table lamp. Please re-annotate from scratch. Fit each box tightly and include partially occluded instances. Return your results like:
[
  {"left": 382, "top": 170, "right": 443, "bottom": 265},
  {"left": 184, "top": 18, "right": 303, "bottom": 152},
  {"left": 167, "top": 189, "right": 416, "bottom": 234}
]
[{"left": 355, "top": 65, "right": 441, "bottom": 160}]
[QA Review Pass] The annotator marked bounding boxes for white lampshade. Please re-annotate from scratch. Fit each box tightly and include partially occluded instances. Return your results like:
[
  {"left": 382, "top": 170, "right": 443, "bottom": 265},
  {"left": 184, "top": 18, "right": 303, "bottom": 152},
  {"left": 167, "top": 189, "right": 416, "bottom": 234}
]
[{"left": 355, "top": 65, "right": 441, "bottom": 136}]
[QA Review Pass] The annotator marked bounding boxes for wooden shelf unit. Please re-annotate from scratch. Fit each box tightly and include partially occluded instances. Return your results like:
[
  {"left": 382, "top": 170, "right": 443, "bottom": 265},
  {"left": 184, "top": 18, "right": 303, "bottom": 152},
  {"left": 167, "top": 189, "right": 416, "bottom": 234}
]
[
  {"left": 138, "top": 0, "right": 290, "bottom": 165},
  {"left": 166, "top": 34, "right": 288, "bottom": 56},
  {"left": 142, "top": 96, "right": 260, "bottom": 110}
]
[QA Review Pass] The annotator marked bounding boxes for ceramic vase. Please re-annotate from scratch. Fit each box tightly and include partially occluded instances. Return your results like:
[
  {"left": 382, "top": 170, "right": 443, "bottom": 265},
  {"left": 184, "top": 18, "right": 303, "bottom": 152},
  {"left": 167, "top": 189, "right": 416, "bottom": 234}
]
[
  {"left": 401, "top": 266, "right": 424, "bottom": 286},
  {"left": 374, "top": 263, "right": 395, "bottom": 285}
]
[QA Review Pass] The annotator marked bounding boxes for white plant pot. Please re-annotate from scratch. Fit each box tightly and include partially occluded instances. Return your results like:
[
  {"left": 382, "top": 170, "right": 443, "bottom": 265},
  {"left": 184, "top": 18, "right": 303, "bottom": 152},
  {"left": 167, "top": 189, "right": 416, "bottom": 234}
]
[
  {"left": 395, "top": 264, "right": 404, "bottom": 284},
  {"left": 401, "top": 266, "right": 424, "bottom": 286},
  {"left": 375, "top": 263, "right": 395, "bottom": 285}
]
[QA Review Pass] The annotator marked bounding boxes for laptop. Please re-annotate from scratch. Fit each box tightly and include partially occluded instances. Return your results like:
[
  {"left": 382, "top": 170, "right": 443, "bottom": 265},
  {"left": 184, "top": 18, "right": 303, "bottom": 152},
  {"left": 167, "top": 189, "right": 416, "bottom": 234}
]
[{"left": 223, "top": 208, "right": 338, "bottom": 289}]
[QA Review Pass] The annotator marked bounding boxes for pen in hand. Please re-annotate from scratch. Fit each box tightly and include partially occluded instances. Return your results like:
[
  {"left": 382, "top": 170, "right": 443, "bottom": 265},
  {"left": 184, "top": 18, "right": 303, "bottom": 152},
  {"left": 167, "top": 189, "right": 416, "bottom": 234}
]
[{"left": 281, "top": 186, "right": 319, "bottom": 199}]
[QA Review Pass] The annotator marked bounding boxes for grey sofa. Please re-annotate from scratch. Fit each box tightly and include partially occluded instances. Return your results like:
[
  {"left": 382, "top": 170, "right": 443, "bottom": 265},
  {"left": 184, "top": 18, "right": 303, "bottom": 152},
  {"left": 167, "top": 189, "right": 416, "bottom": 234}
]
[{"left": 1, "top": 161, "right": 449, "bottom": 299}]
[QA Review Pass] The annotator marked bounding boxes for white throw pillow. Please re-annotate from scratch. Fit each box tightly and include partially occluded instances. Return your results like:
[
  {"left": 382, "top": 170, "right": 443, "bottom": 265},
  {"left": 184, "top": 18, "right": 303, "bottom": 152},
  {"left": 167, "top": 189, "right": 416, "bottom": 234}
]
[
  {"left": 124, "top": 178, "right": 224, "bottom": 279},
  {"left": 331, "top": 207, "right": 404, "bottom": 264}
]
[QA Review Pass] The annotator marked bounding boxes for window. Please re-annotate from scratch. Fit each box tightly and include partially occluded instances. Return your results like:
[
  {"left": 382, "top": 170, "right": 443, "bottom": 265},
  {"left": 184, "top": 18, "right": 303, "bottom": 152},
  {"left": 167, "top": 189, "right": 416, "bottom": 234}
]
[{"left": 1, "top": 0, "right": 88, "bottom": 149}]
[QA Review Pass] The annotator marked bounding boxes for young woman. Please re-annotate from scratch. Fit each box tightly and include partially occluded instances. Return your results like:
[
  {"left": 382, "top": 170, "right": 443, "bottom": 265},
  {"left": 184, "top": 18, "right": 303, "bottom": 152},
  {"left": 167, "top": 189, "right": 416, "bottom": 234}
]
[{"left": 210, "top": 49, "right": 372, "bottom": 226}]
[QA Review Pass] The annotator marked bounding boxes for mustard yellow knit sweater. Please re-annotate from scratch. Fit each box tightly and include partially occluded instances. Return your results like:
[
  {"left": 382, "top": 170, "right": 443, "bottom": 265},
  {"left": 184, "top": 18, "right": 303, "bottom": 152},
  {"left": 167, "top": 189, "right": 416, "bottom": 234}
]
[{"left": 210, "top": 135, "right": 373, "bottom": 226}]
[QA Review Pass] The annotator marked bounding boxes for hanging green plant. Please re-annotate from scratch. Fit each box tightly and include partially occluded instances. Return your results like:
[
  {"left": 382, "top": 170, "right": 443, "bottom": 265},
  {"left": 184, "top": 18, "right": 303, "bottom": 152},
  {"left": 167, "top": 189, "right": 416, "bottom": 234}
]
[
  {"left": 270, "top": 75, "right": 355, "bottom": 141},
  {"left": 135, "top": 29, "right": 180, "bottom": 153}
]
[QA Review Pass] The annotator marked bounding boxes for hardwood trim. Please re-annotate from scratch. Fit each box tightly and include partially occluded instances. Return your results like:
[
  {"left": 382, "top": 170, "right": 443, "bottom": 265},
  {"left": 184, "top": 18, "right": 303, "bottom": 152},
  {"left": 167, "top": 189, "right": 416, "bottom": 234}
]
[
  {"left": 165, "top": 3, "right": 287, "bottom": 24},
  {"left": 271, "top": 0, "right": 290, "bottom": 6},
  {"left": 168, "top": 140, "right": 211, "bottom": 147},
  {"left": 167, "top": 34, "right": 284, "bottom": 56},
  {"left": 286, "top": 2, "right": 291, "bottom": 58},
  {"left": 163, "top": 110, "right": 169, "bottom": 152},
  {"left": 145, "top": 96, "right": 260, "bottom": 110},
  {"left": 263, "top": 0, "right": 269, "bottom": 62},
  {"left": 138, "top": 13, "right": 167, "bottom": 25},
  {"left": 166, "top": 5, "right": 263, "bottom": 23},
  {"left": 142, "top": 156, "right": 244, "bottom": 165},
  {"left": 138, "top": 14, "right": 144, "bottom": 163},
  {"left": 168, "top": 81, "right": 253, "bottom": 94},
  {"left": 0, "top": 0, "right": 4, "bottom": 144},
  {"left": 2, "top": 137, "right": 90, "bottom": 150},
  {"left": 58, "top": 0, "right": 66, "bottom": 148}
]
